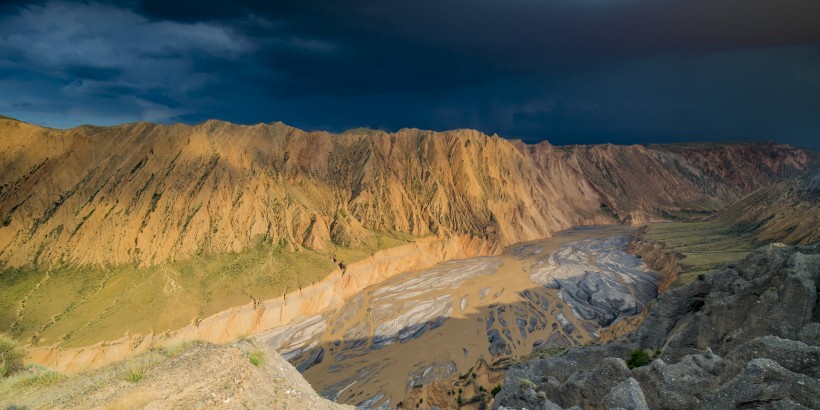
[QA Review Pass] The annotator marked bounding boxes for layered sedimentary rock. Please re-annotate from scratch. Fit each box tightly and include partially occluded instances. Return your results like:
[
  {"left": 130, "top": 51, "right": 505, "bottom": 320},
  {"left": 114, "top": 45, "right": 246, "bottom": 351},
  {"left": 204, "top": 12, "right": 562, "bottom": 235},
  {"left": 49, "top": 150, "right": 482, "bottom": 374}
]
[
  {"left": 0, "top": 118, "right": 605, "bottom": 269},
  {"left": 548, "top": 142, "right": 813, "bottom": 223},
  {"left": 0, "top": 116, "right": 812, "bottom": 270},
  {"left": 494, "top": 243, "right": 819, "bottom": 410},
  {"left": 711, "top": 168, "right": 820, "bottom": 245}
]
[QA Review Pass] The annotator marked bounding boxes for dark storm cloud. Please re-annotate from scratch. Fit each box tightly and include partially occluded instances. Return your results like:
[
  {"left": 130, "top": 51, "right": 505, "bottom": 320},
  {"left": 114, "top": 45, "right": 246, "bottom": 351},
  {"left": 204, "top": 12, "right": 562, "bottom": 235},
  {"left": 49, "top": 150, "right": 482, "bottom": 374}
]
[
  {"left": 128, "top": 0, "right": 820, "bottom": 95},
  {"left": 64, "top": 66, "right": 122, "bottom": 81},
  {"left": 0, "top": 0, "right": 819, "bottom": 147}
]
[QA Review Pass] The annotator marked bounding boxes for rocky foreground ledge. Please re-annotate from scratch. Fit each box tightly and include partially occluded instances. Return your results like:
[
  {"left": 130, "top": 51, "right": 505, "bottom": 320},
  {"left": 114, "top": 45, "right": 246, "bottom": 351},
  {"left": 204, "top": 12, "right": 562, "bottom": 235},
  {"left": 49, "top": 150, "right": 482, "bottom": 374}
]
[
  {"left": 493, "top": 243, "right": 819, "bottom": 410},
  {"left": 2, "top": 341, "right": 352, "bottom": 409}
]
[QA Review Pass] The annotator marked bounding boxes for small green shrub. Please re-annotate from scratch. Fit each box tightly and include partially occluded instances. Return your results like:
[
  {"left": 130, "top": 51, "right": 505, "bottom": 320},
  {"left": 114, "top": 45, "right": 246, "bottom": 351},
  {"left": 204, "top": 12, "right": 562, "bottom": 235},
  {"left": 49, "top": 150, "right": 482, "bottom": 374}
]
[
  {"left": 519, "top": 378, "right": 536, "bottom": 390},
  {"left": 0, "top": 364, "right": 62, "bottom": 397},
  {"left": 15, "top": 368, "right": 62, "bottom": 388},
  {"left": 124, "top": 362, "right": 145, "bottom": 383},
  {"left": 125, "top": 371, "right": 144, "bottom": 383},
  {"left": 0, "top": 334, "right": 24, "bottom": 378},
  {"left": 491, "top": 385, "right": 502, "bottom": 396},
  {"left": 247, "top": 350, "right": 265, "bottom": 367},
  {"left": 626, "top": 348, "right": 652, "bottom": 369}
]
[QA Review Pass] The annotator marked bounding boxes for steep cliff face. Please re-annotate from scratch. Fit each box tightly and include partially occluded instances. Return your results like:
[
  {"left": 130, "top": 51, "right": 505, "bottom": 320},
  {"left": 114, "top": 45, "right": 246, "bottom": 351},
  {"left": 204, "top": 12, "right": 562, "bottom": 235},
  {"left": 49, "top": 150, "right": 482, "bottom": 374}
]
[
  {"left": 550, "top": 142, "right": 812, "bottom": 223},
  {"left": 1, "top": 117, "right": 811, "bottom": 270},
  {"left": 0, "top": 118, "right": 607, "bottom": 269}
]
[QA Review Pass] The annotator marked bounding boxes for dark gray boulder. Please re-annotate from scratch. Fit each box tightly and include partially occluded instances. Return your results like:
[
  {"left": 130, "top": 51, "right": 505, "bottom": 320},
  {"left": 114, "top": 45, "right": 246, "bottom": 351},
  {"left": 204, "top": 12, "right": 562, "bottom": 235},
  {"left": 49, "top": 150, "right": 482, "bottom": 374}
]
[
  {"left": 632, "top": 349, "right": 723, "bottom": 409},
  {"left": 704, "top": 358, "right": 820, "bottom": 410},
  {"left": 602, "top": 378, "right": 648, "bottom": 410}
]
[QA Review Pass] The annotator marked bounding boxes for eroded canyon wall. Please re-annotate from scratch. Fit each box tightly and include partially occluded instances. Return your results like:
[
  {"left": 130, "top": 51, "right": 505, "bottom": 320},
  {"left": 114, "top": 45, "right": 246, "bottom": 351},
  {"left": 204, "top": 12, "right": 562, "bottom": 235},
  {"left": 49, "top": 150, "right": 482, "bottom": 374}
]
[
  {"left": 546, "top": 141, "right": 813, "bottom": 223},
  {"left": 1, "top": 117, "right": 812, "bottom": 270},
  {"left": 711, "top": 168, "right": 820, "bottom": 245},
  {"left": 0, "top": 118, "right": 606, "bottom": 269}
]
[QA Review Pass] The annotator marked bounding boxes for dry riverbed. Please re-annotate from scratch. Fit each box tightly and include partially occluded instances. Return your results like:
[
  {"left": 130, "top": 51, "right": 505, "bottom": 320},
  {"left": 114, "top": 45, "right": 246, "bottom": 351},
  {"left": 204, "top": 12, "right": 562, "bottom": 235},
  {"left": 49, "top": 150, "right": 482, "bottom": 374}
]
[{"left": 257, "top": 225, "right": 661, "bottom": 408}]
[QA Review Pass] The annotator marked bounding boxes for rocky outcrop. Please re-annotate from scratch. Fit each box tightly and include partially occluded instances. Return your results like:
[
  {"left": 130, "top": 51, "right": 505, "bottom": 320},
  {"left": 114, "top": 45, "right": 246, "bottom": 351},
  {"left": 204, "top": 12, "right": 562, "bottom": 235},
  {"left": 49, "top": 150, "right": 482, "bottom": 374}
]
[
  {"left": 1, "top": 117, "right": 812, "bottom": 269},
  {"left": 634, "top": 243, "right": 818, "bottom": 360},
  {"left": 494, "top": 243, "right": 819, "bottom": 410},
  {"left": 2, "top": 340, "right": 353, "bottom": 410}
]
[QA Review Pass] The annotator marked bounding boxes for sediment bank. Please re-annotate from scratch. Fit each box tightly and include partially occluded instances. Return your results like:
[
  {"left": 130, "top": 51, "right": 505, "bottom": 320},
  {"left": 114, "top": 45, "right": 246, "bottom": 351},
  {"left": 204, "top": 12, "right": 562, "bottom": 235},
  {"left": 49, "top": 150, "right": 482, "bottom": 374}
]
[
  {"left": 27, "top": 234, "right": 500, "bottom": 373},
  {"left": 626, "top": 226, "right": 684, "bottom": 292}
]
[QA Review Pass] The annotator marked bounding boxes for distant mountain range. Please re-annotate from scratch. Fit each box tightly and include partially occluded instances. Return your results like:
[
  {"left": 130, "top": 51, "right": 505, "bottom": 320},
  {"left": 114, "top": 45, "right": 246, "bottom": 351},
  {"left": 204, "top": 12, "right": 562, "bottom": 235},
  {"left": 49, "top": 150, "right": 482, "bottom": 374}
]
[{"left": 0, "top": 116, "right": 815, "bottom": 269}]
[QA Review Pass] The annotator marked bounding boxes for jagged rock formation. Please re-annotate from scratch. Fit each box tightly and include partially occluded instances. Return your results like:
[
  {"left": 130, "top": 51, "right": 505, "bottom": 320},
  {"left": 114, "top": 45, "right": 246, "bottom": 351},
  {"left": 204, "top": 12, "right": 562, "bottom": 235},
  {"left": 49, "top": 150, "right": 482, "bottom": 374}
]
[
  {"left": 0, "top": 116, "right": 812, "bottom": 269},
  {"left": 711, "top": 169, "right": 820, "bottom": 245},
  {"left": 493, "top": 243, "right": 819, "bottom": 410}
]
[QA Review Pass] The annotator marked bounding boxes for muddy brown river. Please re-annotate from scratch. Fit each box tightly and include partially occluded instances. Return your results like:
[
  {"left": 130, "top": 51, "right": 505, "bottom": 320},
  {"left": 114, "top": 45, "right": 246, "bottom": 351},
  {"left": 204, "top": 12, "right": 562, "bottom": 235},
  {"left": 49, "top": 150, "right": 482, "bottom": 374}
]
[{"left": 258, "top": 225, "right": 660, "bottom": 408}]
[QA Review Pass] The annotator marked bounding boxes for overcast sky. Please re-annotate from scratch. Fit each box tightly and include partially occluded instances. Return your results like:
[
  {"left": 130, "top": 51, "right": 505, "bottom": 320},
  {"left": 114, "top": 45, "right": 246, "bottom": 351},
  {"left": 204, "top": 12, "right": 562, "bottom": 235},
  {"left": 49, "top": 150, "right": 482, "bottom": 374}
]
[{"left": 1, "top": 0, "right": 819, "bottom": 147}]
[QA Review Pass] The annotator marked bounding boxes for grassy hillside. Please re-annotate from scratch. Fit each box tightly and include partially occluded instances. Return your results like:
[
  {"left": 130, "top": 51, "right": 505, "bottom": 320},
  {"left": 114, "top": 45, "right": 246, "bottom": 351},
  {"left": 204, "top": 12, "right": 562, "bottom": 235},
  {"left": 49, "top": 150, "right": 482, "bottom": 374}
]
[
  {"left": 0, "top": 231, "right": 410, "bottom": 348},
  {"left": 642, "top": 220, "right": 758, "bottom": 287}
]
